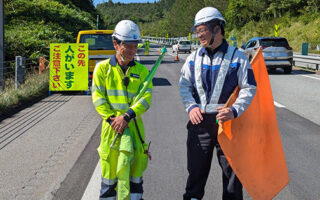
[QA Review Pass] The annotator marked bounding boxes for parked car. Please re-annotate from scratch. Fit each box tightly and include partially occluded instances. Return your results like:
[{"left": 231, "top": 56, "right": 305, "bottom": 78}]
[
  {"left": 241, "top": 37, "right": 293, "bottom": 73},
  {"left": 172, "top": 40, "right": 191, "bottom": 53}
]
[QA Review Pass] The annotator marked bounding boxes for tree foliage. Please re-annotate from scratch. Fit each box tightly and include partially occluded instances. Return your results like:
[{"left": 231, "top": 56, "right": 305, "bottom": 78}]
[
  {"left": 4, "top": 0, "right": 97, "bottom": 60},
  {"left": 4, "top": 0, "right": 320, "bottom": 60},
  {"left": 96, "top": 0, "right": 175, "bottom": 30},
  {"left": 97, "top": 0, "right": 320, "bottom": 38}
]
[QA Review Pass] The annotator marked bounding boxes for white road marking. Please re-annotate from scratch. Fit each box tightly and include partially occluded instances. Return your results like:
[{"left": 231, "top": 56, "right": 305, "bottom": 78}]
[
  {"left": 274, "top": 101, "right": 286, "bottom": 108},
  {"left": 81, "top": 161, "right": 101, "bottom": 200},
  {"left": 301, "top": 75, "right": 320, "bottom": 81},
  {"left": 167, "top": 51, "right": 176, "bottom": 57},
  {"left": 136, "top": 54, "right": 140, "bottom": 62},
  {"left": 83, "top": 54, "right": 142, "bottom": 200}
]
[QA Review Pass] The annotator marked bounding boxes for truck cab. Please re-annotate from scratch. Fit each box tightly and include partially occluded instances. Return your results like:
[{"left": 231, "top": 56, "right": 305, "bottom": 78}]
[{"left": 76, "top": 30, "right": 116, "bottom": 78}]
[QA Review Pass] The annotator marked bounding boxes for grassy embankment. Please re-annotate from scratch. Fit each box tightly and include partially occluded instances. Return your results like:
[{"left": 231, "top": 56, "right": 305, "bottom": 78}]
[
  {"left": 1, "top": 0, "right": 96, "bottom": 117},
  {"left": 229, "top": 13, "right": 320, "bottom": 54},
  {"left": 0, "top": 71, "right": 49, "bottom": 116}
]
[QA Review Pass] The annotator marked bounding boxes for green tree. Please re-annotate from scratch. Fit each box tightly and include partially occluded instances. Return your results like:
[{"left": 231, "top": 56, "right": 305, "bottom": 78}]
[{"left": 4, "top": 0, "right": 96, "bottom": 60}]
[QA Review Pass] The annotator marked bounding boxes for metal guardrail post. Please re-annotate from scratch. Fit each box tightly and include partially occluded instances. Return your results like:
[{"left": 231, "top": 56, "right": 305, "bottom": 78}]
[{"left": 15, "top": 56, "right": 25, "bottom": 89}]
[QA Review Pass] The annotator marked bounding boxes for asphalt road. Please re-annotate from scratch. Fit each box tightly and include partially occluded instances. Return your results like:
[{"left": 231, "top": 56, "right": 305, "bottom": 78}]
[
  {"left": 137, "top": 47, "right": 320, "bottom": 200},
  {"left": 0, "top": 95, "right": 101, "bottom": 200},
  {"left": 1, "top": 46, "right": 320, "bottom": 200},
  {"left": 83, "top": 47, "right": 320, "bottom": 200}
]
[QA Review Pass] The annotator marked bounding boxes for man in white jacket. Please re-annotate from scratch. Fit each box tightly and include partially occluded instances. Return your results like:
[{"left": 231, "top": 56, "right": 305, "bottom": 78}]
[{"left": 179, "top": 7, "right": 257, "bottom": 200}]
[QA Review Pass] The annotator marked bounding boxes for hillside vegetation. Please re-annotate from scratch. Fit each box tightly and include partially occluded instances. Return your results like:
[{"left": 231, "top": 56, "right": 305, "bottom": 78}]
[
  {"left": 4, "top": 0, "right": 320, "bottom": 58},
  {"left": 96, "top": 0, "right": 175, "bottom": 31},
  {"left": 4, "top": 0, "right": 97, "bottom": 61},
  {"left": 97, "top": 0, "right": 320, "bottom": 52}
]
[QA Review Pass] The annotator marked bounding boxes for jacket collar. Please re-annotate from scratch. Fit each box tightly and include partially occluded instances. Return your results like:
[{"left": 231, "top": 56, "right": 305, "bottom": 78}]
[
  {"left": 109, "top": 54, "right": 136, "bottom": 67},
  {"left": 198, "top": 39, "right": 228, "bottom": 56}
]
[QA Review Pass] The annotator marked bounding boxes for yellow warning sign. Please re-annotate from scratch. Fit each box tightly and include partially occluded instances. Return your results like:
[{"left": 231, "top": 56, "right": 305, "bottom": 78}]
[
  {"left": 50, "top": 43, "right": 88, "bottom": 91},
  {"left": 274, "top": 24, "right": 280, "bottom": 37}
]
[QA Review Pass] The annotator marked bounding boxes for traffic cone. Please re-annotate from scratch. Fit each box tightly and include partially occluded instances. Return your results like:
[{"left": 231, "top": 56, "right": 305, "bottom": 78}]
[
  {"left": 158, "top": 48, "right": 161, "bottom": 54},
  {"left": 174, "top": 50, "right": 179, "bottom": 61}
]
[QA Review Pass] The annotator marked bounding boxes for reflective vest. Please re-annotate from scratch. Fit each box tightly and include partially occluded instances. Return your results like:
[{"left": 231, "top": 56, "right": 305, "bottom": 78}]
[
  {"left": 194, "top": 46, "right": 236, "bottom": 113},
  {"left": 92, "top": 57, "right": 152, "bottom": 181},
  {"left": 92, "top": 58, "right": 152, "bottom": 121}
]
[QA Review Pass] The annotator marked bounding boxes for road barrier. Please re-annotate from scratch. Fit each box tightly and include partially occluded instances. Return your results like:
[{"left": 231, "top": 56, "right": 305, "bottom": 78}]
[
  {"left": 142, "top": 36, "right": 201, "bottom": 50},
  {"left": 293, "top": 54, "right": 320, "bottom": 73},
  {"left": 144, "top": 36, "right": 319, "bottom": 74}
]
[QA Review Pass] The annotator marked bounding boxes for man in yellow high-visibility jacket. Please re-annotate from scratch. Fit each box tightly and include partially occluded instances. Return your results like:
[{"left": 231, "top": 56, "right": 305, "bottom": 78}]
[{"left": 92, "top": 20, "right": 152, "bottom": 200}]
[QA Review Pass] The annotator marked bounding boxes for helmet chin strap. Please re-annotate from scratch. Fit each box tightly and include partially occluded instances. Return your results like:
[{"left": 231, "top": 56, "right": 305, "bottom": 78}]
[
  {"left": 205, "top": 23, "right": 217, "bottom": 47},
  {"left": 208, "top": 26, "right": 220, "bottom": 48},
  {"left": 117, "top": 50, "right": 125, "bottom": 62},
  {"left": 117, "top": 42, "right": 126, "bottom": 62},
  {"left": 209, "top": 32, "right": 216, "bottom": 46}
]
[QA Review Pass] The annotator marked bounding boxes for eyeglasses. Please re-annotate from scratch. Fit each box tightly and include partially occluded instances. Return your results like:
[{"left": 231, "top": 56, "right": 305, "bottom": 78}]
[{"left": 196, "top": 28, "right": 209, "bottom": 37}]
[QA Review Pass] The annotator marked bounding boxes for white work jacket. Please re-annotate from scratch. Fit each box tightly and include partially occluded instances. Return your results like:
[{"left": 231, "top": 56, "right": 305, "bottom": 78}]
[{"left": 179, "top": 40, "right": 257, "bottom": 117}]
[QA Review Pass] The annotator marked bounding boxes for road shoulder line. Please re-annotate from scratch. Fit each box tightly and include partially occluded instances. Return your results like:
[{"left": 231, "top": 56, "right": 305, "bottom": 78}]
[{"left": 52, "top": 121, "right": 101, "bottom": 200}]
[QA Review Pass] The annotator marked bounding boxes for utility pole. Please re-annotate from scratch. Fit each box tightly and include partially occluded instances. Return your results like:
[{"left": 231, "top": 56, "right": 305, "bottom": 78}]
[{"left": 0, "top": 0, "right": 4, "bottom": 90}]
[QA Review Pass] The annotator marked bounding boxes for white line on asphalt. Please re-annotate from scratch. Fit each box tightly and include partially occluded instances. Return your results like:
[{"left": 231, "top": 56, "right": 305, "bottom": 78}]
[
  {"left": 274, "top": 101, "right": 286, "bottom": 108},
  {"left": 136, "top": 54, "right": 140, "bottom": 62},
  {"left": 81, "top": 161, "right": 101, "bottom": 200},
  {"left": 301, "top": 75, "right": 320, "bottom": 81},
  {"left": 167, "top": 51, "right": 175, "bottom": 57}
]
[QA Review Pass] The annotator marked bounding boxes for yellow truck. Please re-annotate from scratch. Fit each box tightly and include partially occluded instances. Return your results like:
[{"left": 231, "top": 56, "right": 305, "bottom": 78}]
[{"left": 76, "top": 30, "right": 116, "bottom": 79}]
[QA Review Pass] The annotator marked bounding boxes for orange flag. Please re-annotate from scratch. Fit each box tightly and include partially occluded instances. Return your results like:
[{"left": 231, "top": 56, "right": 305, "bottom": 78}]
[{"left": 218, "top": 48, "right": 289, "bottom": 200}]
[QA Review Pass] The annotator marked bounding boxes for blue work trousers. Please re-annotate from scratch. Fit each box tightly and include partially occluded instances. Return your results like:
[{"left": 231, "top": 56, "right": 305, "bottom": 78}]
[{"left": 183, "top": 114, "right": 243, "bottom": 200}]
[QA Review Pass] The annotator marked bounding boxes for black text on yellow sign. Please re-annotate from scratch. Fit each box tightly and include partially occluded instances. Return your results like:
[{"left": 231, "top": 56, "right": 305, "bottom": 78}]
[{"left": 50, "top": 43, "right": 89, "bottom": 91}]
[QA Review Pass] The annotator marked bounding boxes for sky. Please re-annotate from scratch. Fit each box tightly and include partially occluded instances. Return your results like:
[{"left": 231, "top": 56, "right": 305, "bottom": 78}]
[{"left": 93, "top": 0, "right": 159, "bottom": 6}]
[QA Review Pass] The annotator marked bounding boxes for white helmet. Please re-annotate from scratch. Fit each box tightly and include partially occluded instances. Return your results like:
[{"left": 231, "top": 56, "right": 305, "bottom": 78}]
[
  {"left": 112, "top": 20, "right": 141, "bottom": 44},
  {"left": 194, "top": 7, "right": 225, "bottom": 27}
]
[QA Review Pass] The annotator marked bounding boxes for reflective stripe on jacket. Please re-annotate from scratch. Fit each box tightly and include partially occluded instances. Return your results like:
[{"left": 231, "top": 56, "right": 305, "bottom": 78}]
[
  {"left": 179, "top": 40, "right": 257, "bottom": 117},
  {"left": 92, "top": 55, "right": 152, "bottom": 120},
  {"left": 92, "top": 55, "right": 152, "bottom": 180}
]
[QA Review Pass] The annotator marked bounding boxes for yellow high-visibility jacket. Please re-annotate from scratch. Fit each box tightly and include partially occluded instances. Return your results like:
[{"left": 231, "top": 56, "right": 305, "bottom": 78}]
[{"left": 92, "top": 55, "right": 152, "bottom": 196}]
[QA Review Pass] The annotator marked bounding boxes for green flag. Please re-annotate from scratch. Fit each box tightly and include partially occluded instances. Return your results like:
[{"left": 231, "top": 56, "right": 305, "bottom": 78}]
[
  {"left": 111, "top": 46, "right": 167, "bottom": 148},
  {"left": 132, "top": 46, "right": 167, "bottom": 104}
]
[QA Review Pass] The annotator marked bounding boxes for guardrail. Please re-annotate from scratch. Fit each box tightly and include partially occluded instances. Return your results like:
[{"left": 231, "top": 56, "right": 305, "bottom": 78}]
[
  {"left": 142, "top": 36, "right": 201, "bottom": 49},
  {"left": 293, "top": 54, "right": 320, "bottom": 71},
  {"left": 143, "top": 36, "right": 320, "bottom": 73},
  {"left": 142, "top": 36, "right": 187, "bottom": 45}
]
